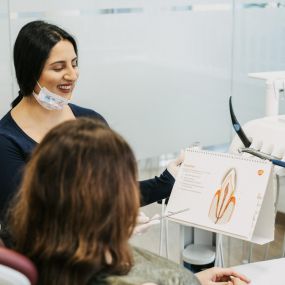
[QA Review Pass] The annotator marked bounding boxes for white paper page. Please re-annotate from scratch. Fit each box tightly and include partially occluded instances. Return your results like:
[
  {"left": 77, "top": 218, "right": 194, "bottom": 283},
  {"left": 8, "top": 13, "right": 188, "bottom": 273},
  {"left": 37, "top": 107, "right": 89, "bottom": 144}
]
[
  {"left": 250, "top": 176, "right": 275, "bottom": 244},
  {"left": 166, "top": 149, "right": 273, "bottom": 240}
]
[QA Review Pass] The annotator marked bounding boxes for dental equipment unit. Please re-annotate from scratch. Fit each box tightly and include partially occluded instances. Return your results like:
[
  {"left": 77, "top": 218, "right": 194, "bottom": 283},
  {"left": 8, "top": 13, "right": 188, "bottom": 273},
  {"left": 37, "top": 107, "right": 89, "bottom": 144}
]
[{"left": 229, "top": 96, "right": 285, "bottom": 168}]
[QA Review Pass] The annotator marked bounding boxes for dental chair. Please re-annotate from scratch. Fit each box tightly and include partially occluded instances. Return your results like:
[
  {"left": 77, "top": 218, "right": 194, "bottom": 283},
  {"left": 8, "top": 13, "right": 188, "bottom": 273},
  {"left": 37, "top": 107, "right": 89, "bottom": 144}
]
[
  {"left": 229, "top": 115, "right": 285, "bottom": 261},
  {"left": 0, "top": 247, "right": 38, "bottom": 285}
]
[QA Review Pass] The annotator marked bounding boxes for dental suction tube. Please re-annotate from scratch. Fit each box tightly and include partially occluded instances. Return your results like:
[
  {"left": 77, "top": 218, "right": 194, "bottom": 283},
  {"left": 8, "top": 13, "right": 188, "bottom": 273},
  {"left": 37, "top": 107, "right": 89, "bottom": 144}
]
[{"left": 229, "top": 96, "right": 252, "bottom": 148}]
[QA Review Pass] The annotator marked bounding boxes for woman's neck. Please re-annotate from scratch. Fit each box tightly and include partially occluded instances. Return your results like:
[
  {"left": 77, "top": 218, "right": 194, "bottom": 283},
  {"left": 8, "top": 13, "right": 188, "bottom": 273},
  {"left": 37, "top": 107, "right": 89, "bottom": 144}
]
[{"left": 11, "top": 96, "right": 75, "bottom": 143}]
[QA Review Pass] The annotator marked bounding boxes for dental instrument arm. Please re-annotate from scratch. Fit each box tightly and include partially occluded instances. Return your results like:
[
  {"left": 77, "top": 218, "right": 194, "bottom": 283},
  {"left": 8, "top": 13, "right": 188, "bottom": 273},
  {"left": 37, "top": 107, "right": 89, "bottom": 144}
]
[{"left": 239, "top": 147, "right": 285, "bottom": 168}]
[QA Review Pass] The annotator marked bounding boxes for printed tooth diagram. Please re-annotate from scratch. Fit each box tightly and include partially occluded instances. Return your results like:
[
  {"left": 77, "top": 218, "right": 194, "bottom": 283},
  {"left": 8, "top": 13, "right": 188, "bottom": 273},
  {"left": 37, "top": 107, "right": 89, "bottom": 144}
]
[{"left": 208, "top": 168, "right": 236, "bottom": 224}]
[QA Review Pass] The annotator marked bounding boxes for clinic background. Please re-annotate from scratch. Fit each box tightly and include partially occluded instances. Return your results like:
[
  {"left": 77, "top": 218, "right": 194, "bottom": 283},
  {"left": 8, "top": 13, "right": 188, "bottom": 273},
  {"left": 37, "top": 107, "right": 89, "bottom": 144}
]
[{"left": 1, "top": 1, "right": 285, "bottom": 159}]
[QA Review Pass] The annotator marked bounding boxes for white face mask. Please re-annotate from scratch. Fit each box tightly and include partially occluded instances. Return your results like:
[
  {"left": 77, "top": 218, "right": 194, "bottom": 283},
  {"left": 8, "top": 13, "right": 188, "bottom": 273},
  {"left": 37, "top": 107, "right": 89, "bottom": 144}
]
[{"left": 33, "top": 83, "right": 70, "bottom": 110}]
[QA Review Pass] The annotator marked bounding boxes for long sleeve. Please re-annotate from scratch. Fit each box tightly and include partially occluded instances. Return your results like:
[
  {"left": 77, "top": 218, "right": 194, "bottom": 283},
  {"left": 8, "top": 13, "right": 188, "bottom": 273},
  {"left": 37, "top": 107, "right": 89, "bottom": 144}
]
[
  {"left": 0, "top": 135, "right": 26, "bottom": 219},
  {"left": 139, "top": 169, "right": 175, "bottom": 206}
]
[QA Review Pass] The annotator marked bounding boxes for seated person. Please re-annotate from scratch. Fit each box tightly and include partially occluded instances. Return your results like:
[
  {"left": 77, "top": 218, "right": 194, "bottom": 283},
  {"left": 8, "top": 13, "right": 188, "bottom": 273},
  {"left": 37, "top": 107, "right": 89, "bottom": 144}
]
[
  {"left": 6, "top": 118, "right": 250, "bottom": 285},
  {"left": 0, "top": 20, "right": 179, "bottom": 224}
]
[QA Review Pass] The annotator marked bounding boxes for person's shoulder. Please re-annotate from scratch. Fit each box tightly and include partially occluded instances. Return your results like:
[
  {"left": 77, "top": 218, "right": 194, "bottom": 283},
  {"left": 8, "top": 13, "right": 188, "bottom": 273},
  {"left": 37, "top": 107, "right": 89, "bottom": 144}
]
[
  {"left": 130, "top": 247, "right": 200, "bottom": 285},
  {"left": 69, "top": 103, "right": 108, "bottom": 125},
  {"left": 0, "top": 111, "right": 33, "bottom": 154},
  {"left": 0, "top": 111, "right": 13, "bottom": 129},
  {"left": 0, "top": 129, "right": 20, "bottom": 154},
  {"left": 0, "top": 111, "right": 17, "bottom": 140}
]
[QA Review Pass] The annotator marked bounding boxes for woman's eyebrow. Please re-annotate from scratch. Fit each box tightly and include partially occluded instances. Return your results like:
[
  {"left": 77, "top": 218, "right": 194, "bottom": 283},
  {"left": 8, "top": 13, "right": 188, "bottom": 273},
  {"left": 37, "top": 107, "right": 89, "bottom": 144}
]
[
  {"left": 48, "top": 60, "right": 65, "bottom": 66},
  {"left": 48, "top": 57, "right": 78, "bottom": 66}
]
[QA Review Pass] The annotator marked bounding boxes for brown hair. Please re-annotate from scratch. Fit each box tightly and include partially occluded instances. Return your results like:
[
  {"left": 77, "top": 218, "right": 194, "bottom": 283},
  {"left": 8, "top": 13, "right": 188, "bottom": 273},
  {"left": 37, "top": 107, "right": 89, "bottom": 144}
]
[{"left": 7, "top": 118, "right": 140, "bottom": 285}]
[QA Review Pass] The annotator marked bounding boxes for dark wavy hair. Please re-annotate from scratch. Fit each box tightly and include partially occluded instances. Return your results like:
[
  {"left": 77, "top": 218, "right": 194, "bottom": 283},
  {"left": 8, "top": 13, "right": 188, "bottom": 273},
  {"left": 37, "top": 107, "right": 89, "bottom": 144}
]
[
  {"left": 12, "top": 20, "right": 78, "bottom": 107},
  {"left": 7, "top": 118, "right": 140, "bottom": 285}
]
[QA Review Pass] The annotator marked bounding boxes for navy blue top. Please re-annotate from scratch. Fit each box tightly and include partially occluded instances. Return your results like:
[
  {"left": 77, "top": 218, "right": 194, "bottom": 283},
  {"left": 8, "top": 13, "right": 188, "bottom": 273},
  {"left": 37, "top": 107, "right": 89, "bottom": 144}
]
[{"left": 0, "top": 103, "right": 174, "bottom": 218}]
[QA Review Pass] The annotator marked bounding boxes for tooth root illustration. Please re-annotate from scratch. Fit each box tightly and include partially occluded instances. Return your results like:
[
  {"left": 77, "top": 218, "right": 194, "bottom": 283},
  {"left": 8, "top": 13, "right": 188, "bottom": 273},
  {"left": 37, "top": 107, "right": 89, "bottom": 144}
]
[
  {"left": 208, "top": 168, "right": 236, "bottom": 224},
  {"left": 208, "top": 190, "right": 221, "bottom": 222},
  {"left": 216, "top": 196, "right": 236, "bottom": 224}
]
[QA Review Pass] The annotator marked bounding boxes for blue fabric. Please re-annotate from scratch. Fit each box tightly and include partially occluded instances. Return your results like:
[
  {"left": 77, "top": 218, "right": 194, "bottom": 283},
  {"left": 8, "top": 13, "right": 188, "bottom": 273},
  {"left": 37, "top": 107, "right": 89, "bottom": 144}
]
[
  {"left": 0, "top": 103, "right": 174, "bottom": 218},
  {"left": 0, "top": 104, "right": 106, "bottom": 218}
]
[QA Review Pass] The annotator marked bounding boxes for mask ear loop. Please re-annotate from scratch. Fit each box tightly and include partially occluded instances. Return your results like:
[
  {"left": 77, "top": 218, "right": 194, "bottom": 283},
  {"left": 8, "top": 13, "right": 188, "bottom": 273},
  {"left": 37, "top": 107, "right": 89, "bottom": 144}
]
[
  {"left": 33, "top": 81, "right": 42, "bottom": 96},
  {"left": 36, "top": 81, "right": 42, "bottom": 89}
]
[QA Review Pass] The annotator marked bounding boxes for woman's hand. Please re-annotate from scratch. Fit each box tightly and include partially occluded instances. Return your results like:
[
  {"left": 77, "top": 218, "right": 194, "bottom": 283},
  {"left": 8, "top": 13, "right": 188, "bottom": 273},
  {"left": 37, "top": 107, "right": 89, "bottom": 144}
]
[
  {"left": 132, "top": 212, "right": 160, "bottom": 236},
  {"left": 195, "top": 267, "right": 250, "bottom": 285},
  {"left": 167, "top": 150, "right": 185, "bottom": 178}
]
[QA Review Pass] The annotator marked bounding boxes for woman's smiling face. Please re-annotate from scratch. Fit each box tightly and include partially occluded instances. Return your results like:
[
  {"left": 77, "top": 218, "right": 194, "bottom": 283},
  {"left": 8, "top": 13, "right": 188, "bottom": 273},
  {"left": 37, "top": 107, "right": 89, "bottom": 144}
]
[{"left": 34, "top": 39, "right": 79, "bottom": 99}]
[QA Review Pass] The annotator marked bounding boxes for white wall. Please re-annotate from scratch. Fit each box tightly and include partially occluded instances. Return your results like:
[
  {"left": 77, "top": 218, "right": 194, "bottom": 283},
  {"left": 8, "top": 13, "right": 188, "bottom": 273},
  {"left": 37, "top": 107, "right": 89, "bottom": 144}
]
[
  {"left": 0, "top": 0, "right": 13, "bottom": 115},
  {"left": 232, "top": 0, "right": 285, "bottom": 124},
  {"left": 1, "top": 0, "right": 285, "bottom": 160}
]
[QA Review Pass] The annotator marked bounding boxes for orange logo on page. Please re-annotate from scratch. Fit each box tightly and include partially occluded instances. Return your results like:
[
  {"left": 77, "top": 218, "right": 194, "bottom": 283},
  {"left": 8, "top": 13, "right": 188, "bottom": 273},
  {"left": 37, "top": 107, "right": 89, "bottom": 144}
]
[{"left": 257, "top": 169, "right": 264, "bottom": 176}]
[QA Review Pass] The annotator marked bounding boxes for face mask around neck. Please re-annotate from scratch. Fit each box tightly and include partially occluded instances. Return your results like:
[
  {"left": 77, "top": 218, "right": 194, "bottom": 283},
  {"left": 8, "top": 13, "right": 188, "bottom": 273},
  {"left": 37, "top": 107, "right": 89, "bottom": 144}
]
[{"left": 33, "top": 83, "right": 70, "bottom": 110}]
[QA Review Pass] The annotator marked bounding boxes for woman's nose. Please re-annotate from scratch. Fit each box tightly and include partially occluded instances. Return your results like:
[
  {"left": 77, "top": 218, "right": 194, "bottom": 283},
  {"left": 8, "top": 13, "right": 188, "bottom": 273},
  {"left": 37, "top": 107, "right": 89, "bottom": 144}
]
[{"left": 64, "top": 67, "right": 78, "bottom": 81}]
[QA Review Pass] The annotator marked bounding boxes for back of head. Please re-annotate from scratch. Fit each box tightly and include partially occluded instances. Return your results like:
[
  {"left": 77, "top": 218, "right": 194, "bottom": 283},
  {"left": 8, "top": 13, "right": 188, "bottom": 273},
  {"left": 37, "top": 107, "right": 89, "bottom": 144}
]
[
  {"left": 8, "top": 118, "right": 140, "bottom": 285},
  {"left": 12, "top": 20, "right": 77, "bottom": 107}
]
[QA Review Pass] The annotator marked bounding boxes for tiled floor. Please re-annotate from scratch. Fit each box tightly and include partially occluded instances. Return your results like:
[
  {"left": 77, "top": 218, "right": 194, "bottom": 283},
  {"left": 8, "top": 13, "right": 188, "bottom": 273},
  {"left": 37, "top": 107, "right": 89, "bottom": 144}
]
[{"left": 132, "top": 154, "right": 285, "bottom": 268}]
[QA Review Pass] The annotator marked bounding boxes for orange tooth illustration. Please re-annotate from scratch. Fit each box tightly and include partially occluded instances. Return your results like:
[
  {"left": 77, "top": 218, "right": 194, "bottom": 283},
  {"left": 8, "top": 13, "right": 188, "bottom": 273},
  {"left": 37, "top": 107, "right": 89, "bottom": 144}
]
[{"left": 208, "top": 168, "right": 236, "bottom": 224}]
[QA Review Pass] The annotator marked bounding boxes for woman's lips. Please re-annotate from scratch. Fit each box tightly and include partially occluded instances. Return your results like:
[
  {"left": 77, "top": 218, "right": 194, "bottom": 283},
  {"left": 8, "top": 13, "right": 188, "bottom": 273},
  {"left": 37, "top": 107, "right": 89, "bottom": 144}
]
[{"left": 57, "top": 84, "right": 73, "bottom": 93}]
